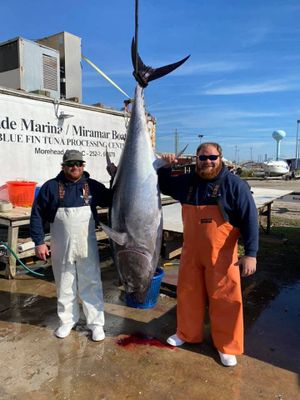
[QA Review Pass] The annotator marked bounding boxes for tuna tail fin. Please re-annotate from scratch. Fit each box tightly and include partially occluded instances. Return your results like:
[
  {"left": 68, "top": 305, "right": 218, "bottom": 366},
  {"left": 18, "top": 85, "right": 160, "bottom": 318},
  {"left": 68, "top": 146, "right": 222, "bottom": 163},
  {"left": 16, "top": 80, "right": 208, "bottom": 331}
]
[{"left": 131, "top": 38, "right": 190, "bottom": 88}]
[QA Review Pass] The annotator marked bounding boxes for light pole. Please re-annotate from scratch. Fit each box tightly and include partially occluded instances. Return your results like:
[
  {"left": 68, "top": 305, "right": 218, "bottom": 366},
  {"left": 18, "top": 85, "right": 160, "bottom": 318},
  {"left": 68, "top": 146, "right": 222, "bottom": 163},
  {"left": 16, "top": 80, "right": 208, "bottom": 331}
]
[
  {"left": 296, "top": 120, "right": 300, "bottom": 170},
  {"left": 234, "top": 145, "right": 238, "bottom": 166},
  {"left": 198, "top": 134, "right": 204, "bottom": 144},
  {"left": 174, "top": 129, "right": 179, "bottom": 155}
]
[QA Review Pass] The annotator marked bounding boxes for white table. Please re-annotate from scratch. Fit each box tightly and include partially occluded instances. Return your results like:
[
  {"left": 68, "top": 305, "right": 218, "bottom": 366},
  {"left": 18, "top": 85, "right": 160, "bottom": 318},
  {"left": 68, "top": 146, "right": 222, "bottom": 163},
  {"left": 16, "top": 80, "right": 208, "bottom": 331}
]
[
  {"left": 162, "top": 187, "right": 292, "bottom": 234},
  {"left": 161, "top": 188, "right": 293, "bottom": 259}
]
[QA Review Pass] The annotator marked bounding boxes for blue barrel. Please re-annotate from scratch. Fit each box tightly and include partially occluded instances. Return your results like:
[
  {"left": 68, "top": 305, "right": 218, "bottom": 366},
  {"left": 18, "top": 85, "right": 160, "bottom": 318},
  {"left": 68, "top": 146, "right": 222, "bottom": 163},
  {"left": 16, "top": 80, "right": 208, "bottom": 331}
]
[{"left": 125, "top": 268, "right": 165, "bottom": 309}]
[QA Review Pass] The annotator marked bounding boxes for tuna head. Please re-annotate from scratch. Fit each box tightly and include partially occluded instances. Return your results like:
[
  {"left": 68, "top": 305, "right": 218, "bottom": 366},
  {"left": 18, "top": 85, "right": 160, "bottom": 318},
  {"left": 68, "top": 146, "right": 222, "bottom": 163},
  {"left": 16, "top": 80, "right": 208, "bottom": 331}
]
[{"left": 117, "top": 249, "right": 154, "bottom": 303}]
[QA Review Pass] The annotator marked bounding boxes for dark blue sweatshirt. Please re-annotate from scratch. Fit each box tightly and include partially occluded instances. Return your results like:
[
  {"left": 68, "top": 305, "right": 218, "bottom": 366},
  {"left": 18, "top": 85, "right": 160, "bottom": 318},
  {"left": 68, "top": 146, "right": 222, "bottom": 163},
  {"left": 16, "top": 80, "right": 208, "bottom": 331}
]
[
  {"left": 30, "top": 171, "right": 112, "bottom": 246},
  {"left": 158, "top": 166, "right": 259, "bottom": 257}
]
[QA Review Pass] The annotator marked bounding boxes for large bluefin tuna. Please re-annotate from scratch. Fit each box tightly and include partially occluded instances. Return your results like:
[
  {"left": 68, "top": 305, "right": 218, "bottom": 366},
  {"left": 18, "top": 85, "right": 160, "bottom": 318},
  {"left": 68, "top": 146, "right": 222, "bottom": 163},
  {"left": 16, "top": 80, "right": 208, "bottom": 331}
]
[{"left": 101, "top": 42, "right": 189, "bottom": 302}]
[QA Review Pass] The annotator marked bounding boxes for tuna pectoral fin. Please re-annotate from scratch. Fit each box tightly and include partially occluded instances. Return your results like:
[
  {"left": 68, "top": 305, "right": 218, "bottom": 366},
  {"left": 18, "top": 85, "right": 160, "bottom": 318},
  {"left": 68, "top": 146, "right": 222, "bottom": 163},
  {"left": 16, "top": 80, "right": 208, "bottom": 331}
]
[
  {"left": 100, "top": 223, "right": 128, "bottom": 246},
  {"left": 131, "top": 38, "right": 190, "bottom": 88},
  {"left": 105, "top": 148, "right": 113, "bottom": 169}
]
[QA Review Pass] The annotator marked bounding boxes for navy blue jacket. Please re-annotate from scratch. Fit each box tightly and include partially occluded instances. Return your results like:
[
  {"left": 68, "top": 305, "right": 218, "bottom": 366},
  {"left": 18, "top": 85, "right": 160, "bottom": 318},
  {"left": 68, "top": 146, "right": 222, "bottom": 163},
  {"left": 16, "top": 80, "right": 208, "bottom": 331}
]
[
  {"left": 30, "top": 171, "right": 112, "bottom": 246},
  {"left": 158, "top": 166, "right": 259, "bottom": 257}
]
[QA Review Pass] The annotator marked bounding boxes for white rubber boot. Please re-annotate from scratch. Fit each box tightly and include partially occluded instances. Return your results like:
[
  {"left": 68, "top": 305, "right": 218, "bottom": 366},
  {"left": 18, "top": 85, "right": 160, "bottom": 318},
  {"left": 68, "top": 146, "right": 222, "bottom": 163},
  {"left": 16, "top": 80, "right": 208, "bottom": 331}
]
[
  {"left": 218, "top": 351, "right": 237, "bottom": 367},
  {"left": 55, "top": 324, "right": 74, "bottom": 339},
  {"left": 91, "top": 326, "right": 105, "bottom": 341},
  {"left": 167, "top": 334, "right": 185, "bottom": 346}
]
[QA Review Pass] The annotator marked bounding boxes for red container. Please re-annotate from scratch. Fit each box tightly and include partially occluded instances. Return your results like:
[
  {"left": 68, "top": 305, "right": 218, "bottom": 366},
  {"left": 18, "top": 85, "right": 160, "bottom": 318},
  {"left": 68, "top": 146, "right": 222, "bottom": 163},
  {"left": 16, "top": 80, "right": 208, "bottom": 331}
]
[{"left": 6, "top": 181, "right": 37, "bottom": 207}]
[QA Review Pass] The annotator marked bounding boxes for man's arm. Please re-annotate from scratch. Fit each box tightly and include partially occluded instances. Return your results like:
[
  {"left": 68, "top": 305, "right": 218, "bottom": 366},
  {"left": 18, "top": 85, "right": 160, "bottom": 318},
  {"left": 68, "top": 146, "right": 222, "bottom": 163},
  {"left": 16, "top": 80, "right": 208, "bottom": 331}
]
[
  {"left": 235, "top": 180, "right": 259, "bottom": 276},
  {"left": 30, "top": 184, "right": 50, "bottom": 260},
  {"left": 91, "top": 179, "right": 113, "bottom": 208},
  {"left": 157, "top": 154, "right": 184, "bottom": 200}
]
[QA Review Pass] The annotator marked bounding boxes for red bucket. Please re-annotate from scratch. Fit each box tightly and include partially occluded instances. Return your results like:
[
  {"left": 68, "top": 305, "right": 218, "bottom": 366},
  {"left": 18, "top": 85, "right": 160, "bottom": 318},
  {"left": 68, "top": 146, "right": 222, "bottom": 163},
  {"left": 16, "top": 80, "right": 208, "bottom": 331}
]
[{"left": 6, "top": 181, "right": 37, "bottom": 207}]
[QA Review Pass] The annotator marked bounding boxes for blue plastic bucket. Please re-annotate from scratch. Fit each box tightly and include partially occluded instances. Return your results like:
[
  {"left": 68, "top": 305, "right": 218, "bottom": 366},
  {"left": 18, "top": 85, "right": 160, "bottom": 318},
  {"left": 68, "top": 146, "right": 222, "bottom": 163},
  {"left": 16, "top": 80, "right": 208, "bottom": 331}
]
[{"left": 125, "top": 268, "right": 165, "bottom": 309}]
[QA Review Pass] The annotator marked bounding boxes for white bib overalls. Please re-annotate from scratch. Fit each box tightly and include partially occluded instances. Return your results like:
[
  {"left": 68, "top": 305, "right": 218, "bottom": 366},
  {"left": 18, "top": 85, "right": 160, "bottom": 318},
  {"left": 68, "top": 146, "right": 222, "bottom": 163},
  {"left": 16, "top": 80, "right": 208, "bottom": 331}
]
[{"left": 50, "top": 205, "right": 104, "bottom": 328}]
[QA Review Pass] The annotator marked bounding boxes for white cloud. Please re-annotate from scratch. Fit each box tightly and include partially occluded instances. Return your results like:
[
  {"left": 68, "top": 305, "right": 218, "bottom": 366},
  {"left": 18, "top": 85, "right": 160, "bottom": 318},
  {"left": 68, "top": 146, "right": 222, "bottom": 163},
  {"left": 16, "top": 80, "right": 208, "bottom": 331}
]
[
  {"left": 202, "top": 79, "right": 300, "bottom": 95},
  {"left": 217, "top": 110, "right": 282, "bottom": 119},
  {"left": 241, "top": 25, "right": 271, "bottom": 47},
  {"left": 173, "top": 60, "right": 250, "bottom": 76}
]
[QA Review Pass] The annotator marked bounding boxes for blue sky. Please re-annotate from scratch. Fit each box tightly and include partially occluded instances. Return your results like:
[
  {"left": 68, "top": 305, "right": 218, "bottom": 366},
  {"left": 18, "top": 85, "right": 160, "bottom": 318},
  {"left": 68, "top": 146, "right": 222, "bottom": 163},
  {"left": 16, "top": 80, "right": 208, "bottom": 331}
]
[{"left": 1, "top": 0, "right": 300, "bottom": 162}]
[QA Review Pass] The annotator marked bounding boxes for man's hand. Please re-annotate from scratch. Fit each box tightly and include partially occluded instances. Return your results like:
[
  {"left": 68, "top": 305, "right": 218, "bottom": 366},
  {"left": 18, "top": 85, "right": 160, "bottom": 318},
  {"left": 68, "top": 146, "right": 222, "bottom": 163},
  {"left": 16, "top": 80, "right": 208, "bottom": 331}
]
[
  {"left": 35, "top": 244, "right": 50, "bottom": 261},
  {"left": 159, "top": 153, "right": 178, "bottom": 167},
  {"left": 235, "top": 255, "right": 256, "bottom": 277}
]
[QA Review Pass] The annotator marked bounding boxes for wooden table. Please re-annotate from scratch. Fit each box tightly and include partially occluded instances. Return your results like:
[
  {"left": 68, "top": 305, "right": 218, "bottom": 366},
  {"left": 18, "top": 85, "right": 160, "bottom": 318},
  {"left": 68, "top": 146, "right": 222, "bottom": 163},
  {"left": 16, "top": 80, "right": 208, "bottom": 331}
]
[
  {"left": 0, "top": 207, "right": 109, "bottom": 279},
  {"left": 0, "top": 207, "right": 33, "bottom": 278}
]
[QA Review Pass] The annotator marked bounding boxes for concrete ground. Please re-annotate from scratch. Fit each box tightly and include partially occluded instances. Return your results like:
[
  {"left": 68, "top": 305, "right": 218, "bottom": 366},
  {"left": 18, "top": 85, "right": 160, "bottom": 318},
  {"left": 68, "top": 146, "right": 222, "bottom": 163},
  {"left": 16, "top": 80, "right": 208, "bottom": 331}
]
[{"left": 0, "top": 179, "right": 299, "bottom": 399}]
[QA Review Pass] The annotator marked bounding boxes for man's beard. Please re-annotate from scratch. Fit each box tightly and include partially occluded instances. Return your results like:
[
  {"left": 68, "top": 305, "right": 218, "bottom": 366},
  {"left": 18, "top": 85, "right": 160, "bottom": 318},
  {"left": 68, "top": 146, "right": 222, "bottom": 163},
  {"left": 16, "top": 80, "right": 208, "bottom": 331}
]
[
  {"left": 196, "top": 162, "right": 222, "bottom": 180},
  {"left": 64, "top": 170, "right": 83, "bottom": 182}
]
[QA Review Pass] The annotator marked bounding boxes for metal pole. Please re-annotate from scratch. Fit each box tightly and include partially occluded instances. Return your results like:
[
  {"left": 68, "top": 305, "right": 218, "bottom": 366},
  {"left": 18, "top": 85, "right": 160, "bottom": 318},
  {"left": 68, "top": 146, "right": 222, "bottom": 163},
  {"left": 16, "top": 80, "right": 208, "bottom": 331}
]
[
  {"left": 234, "top": 145, "right": 238, "bottom": 166},
  {"left": 296, "top": 120, "right": 300, "bottom": 170},
  {"left": 198, "top": 134, "right": 204, "bottom": 144},
  {"left": 276, "top": 140, "right": 280, "bottom": 161},
  {"left": 175, "top": 129, "right": 178, "bottom": 154}
]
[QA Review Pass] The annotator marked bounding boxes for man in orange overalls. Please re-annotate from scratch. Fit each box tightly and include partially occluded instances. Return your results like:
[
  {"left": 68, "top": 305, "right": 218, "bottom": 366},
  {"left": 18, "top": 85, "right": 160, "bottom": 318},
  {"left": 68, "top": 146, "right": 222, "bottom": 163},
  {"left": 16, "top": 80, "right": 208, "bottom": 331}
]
[{"left": 158, "top": 142, "right": 258, "bottom": 366}]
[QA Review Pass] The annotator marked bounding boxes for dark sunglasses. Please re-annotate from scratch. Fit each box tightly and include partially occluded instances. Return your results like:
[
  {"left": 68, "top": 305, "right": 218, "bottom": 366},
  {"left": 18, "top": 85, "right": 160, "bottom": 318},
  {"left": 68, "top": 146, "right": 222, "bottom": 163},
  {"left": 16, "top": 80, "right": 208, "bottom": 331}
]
[
  {"left": 198, "top": 155, "right": 220, "bottom": 161},
  {"left": 64, "top": 161, "right": 84, "bottom": 167}
]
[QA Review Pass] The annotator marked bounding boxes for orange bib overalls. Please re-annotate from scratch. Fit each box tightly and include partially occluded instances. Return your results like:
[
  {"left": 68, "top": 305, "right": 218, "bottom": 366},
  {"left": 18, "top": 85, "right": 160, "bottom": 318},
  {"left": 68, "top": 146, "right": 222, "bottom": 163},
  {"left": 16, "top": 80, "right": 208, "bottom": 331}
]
[{"left": 176, "top": 202, "right": 244, "bottom": 355}]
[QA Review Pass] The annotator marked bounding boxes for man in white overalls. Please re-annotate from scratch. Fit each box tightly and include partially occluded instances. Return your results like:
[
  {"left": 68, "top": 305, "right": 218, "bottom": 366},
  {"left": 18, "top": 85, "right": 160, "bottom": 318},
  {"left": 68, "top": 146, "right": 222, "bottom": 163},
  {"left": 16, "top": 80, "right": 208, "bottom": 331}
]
[{"left": 30, "top": 150, "right": 113, "bottom": 341}]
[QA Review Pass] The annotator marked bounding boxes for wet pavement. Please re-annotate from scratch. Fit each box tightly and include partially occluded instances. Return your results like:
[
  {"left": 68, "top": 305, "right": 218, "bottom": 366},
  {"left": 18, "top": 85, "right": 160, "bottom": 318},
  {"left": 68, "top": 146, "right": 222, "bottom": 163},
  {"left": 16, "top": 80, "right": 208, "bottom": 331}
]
[
  {"left": 0, "top": 258, "right": 299, "bottom": 400},
  {"left": 245, "top": 282, "right": 300, "bottom": 374}
]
